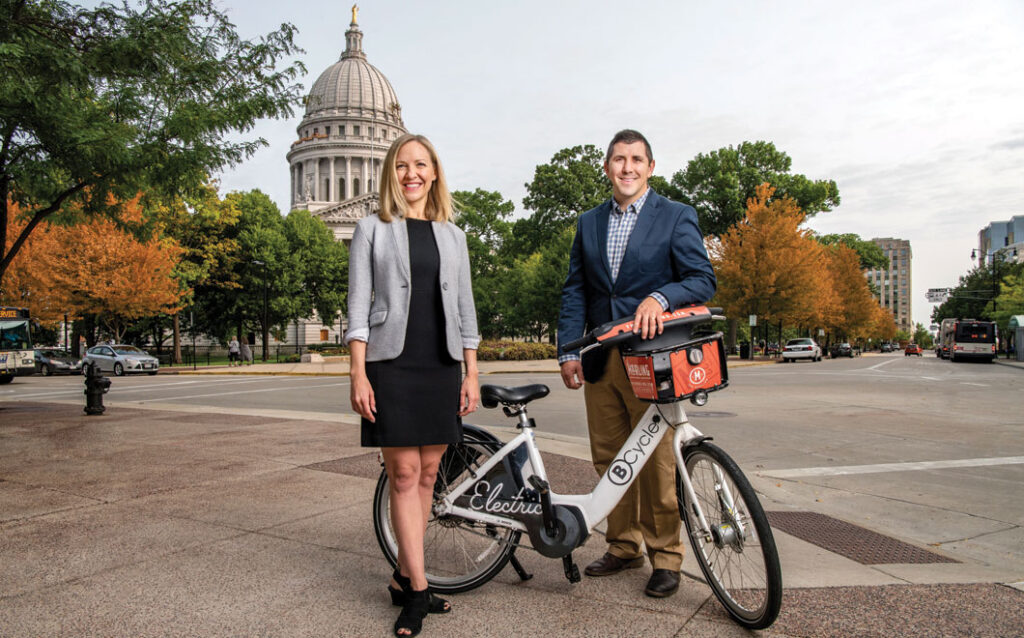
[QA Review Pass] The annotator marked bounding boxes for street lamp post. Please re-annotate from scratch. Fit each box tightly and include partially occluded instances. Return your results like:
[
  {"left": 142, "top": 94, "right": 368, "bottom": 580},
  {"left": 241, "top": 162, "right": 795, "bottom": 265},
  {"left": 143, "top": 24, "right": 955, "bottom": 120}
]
[{"left": 252, "top": 260, "right": 269, "bottom": 361}]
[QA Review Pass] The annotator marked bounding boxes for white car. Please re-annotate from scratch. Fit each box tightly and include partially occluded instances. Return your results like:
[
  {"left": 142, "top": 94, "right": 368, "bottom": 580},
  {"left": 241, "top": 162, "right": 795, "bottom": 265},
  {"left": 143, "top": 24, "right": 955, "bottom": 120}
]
[
  {"left": 83, "top": 344, "right": 159, "bottom": 376},
  {"left": 781, "top": 338, "right": 822, "bottom": 362}
]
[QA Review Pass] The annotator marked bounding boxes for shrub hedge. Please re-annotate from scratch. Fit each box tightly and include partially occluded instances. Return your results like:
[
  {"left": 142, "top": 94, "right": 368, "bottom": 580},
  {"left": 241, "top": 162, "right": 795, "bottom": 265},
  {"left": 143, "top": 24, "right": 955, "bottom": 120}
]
[{"left": 477, "top": 341, "right": 557, "bottom": 361}]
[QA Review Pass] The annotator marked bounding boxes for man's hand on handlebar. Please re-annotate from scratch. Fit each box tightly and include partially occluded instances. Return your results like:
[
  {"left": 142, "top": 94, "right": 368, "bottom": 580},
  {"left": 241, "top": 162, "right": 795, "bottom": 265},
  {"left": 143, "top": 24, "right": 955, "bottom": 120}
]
[
  {"left": 560, "top": 360, "right": 583, "bottom": 390},
  {"left": 633, "top": 296, "right": 666, "bottom": 339}
]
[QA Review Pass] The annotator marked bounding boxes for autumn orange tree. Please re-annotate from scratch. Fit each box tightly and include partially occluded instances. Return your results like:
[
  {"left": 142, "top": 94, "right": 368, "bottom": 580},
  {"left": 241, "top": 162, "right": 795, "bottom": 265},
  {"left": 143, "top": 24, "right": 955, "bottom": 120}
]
[
  {"left": 821, "top": 243, "right": 879, "bottom": 341},
  {"left": 1, "top": 199, "right": 186, "bottom": 342},
  {"left": 709, "top": 183, "right": 834, "bottom": 339}
]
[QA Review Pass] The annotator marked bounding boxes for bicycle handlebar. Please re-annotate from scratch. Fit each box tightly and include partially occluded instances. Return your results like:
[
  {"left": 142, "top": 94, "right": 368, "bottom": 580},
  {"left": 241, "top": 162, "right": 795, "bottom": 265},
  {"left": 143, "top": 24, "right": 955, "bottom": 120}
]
[{"left": 559, "top": 304, "right": 723, "bottom": 354}]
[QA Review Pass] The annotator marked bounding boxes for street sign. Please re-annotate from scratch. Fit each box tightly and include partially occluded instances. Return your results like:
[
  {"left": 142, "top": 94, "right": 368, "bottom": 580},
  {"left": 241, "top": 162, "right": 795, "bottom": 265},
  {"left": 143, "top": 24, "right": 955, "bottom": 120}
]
[
  {"left": 926, "top": 288, "right": 952, "bottom": 303},
  {"left": 749, "top": 314, "right": 757, "bottom": 326}
]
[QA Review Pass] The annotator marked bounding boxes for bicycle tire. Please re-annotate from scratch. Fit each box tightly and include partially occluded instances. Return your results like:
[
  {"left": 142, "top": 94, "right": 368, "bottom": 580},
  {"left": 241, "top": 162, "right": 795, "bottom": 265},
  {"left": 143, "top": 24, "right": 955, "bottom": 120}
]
[
  {"left": 679, "top": 442, "right": 782, "bottom": 629},
  {"left": 373, "top": 430, "right": 521, "bottom": 594}
]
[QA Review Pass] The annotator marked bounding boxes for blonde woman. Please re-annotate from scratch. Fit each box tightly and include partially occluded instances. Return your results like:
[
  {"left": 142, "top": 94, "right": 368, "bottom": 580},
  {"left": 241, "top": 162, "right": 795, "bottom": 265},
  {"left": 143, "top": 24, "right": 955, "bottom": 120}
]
[{"left": 344, "top": 134, "right": 480, "bottom": 638}]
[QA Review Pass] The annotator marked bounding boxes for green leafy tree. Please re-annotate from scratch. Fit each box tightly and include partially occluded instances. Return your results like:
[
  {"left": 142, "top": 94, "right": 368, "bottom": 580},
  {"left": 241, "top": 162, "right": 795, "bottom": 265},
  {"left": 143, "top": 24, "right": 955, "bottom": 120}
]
[
  {"left": 282, "top": 209, "right": 348, "bottom": 332},
  {"left": 452, "top": 189, "right": 514, "bottom": 339},
  {"left": 501, "top": 228, "right": 573, "bottom": 341},
  {"left": 516, "top": 145, "right": 610, "bottom": 255},
  {"left": 0, "top": 0, "right": 304, "bottom": 286},
  {"left": 912, "top": 323, "right": 934, "bottom": 348},
  {"left": 816, "top": 233, "right": 889, "bottom": 271},
  {"left": 671, "top": 141, "right": 840, "bottom": 237}
]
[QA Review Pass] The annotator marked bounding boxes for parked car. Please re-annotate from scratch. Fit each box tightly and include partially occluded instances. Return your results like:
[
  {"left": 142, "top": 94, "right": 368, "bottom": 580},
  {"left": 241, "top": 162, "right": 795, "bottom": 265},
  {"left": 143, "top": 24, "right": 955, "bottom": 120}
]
[
  {"left": 829, "top": 342, "right": 854, "bottom": 358},
  {"left": 782, "top": 338, "right": 822, "bottom": 362},
  {"left": 880, "top": 343, "right": 894, "bottom": 353},
  {"left": 905, "top": 343, "right": 923, "bottom": 356},
  {"left": 34, "top": 348, "right": 83, "bottom": 376},
  {"left": 82, "top": 344, "right": 159, "bottom": 376}
]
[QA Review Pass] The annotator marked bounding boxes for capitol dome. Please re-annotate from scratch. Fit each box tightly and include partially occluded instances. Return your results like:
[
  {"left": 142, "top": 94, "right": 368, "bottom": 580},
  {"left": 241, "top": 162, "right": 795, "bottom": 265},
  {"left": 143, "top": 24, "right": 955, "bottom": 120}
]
[
  {"left": 286, "top": 9, "right": 406, "bottom": 237},
  {"left": 304, "top": 37, "right": 403, "bottom": 124}
]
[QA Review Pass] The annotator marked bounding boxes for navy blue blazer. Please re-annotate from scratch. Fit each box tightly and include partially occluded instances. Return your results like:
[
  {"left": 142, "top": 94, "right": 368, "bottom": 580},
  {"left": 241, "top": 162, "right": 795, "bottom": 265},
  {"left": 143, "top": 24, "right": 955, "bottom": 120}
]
[{"left": 557, "top": 191, "right": 716, "bottom": 382}]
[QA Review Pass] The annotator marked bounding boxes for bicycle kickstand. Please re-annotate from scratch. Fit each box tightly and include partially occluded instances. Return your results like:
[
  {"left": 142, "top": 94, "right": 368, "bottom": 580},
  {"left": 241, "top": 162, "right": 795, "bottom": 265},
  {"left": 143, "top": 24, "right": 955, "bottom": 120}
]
[
  {"left": 508, "top": 554, "right": 533, "bottom": 582},
  {"left": 562, "top": 554, "right": 581, "bottom": 583}
]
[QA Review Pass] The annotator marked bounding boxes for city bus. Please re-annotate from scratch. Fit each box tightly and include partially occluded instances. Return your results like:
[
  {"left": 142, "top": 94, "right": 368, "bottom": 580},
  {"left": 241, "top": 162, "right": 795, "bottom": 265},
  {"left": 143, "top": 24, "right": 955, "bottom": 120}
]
[
  {"left": 941, "top": 317, "right": 997, "bottom": 363},
  {"left": 0, "top": 306, "right": 35, "bottom": 384}
]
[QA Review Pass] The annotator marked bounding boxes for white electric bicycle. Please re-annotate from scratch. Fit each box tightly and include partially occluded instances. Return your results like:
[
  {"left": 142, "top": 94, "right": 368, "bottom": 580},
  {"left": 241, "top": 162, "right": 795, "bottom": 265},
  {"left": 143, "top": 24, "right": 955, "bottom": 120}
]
[{"left": 373, "top": 305, "right": 782, "bottom": 629}]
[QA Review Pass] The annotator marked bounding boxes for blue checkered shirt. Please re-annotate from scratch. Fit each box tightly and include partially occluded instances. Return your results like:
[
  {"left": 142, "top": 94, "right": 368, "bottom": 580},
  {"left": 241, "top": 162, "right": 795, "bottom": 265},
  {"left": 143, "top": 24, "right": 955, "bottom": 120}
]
[{"left": 560, "top": 188, "right": 668, "bottom": 363}]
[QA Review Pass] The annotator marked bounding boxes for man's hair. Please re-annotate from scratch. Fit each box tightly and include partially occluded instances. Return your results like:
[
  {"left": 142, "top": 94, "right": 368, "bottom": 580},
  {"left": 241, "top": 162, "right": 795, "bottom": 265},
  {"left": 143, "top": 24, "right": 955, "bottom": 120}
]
[{"left": 605, "top": 129, "right": 654, "bottom": 164}]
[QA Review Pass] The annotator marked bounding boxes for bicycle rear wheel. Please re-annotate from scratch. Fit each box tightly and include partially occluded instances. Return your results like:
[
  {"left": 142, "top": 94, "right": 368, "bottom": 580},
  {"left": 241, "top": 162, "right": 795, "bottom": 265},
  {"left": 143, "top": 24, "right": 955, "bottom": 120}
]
[
  {"left": 373, "top": 430, "right": 521, "bottom": 594},
  {"left": 679, "top": 442, "right": 782, "bottom": 629}
]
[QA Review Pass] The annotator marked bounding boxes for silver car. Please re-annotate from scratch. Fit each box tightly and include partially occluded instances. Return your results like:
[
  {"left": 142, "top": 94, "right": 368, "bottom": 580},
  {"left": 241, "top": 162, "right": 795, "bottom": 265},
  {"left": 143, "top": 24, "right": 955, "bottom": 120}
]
[
  {"left": 83, "top": 344, "right": 159, "bottom": 376},
  {"left": 781, "top": 338, "right": 822, "bottom": 362}
]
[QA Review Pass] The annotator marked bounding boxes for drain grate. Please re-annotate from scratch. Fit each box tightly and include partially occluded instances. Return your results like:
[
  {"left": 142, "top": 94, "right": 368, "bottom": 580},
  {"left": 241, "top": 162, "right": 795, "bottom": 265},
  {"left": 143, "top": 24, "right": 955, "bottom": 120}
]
[{"left": 766, "top": 511, "right": 958, "bottom": 565}]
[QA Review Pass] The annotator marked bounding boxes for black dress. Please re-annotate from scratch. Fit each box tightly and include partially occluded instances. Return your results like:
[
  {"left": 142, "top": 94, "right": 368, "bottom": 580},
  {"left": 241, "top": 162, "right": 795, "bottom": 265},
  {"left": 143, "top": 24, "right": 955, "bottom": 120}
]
[{"left": 361, "top": 219, "right": 463, "bottom": 447}]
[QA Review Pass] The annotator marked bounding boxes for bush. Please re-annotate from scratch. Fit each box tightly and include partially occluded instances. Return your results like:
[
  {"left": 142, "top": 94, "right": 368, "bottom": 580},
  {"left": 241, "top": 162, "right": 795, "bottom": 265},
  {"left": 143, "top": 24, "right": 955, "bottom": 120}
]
[
  {"left": 476, "top": 341, "right": 556, "bottom": 361},
  {"left": 306, "top": 343, "right": 349, "bottom": 355}
]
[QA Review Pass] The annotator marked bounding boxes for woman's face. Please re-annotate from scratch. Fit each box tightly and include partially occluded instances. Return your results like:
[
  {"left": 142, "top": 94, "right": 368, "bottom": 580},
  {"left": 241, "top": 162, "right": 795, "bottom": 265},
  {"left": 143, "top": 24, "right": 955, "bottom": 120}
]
[{"left": 395, "top": 141, "right": 436, "bottom": 210}]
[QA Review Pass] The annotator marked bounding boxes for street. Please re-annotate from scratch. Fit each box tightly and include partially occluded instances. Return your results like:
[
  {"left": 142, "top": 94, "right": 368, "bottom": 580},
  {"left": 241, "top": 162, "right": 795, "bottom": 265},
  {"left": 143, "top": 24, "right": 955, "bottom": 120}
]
[{"left": 4, "top": 353, "right": 1023, "bottom": 584}]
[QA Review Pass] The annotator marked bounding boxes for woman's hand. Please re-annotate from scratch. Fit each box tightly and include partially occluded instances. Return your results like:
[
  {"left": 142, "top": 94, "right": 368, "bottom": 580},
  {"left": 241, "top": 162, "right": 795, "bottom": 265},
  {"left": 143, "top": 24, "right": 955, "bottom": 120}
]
[
  {"left": 458, "top": 372, "right": 479, "bottom": 416},
  {"left": 350, "top": 371, "right": 376, "bottom": 422}
]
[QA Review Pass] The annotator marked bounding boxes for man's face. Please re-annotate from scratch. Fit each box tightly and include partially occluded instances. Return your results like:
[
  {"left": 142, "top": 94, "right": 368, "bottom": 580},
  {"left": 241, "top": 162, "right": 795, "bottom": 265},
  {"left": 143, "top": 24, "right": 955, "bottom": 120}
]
[{"left": 604, "top": 141, "right": 654, "bottom": 206}]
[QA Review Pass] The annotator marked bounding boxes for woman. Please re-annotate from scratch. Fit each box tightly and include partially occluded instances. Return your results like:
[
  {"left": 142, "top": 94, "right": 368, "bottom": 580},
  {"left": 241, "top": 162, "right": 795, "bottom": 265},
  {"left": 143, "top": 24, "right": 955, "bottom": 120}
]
[{"left": 344, "top": 134, "right": 480, "bottom": 638}]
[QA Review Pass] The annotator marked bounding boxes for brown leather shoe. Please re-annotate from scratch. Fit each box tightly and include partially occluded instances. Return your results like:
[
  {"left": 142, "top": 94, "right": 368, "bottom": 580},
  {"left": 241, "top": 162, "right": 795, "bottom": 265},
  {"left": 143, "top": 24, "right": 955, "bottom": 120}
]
[
  {"left": 644, "top": 568, "right": 680, "bottom": 598},
  {"left": 584, "top": 552, "right": 645, "bottom": 577}
]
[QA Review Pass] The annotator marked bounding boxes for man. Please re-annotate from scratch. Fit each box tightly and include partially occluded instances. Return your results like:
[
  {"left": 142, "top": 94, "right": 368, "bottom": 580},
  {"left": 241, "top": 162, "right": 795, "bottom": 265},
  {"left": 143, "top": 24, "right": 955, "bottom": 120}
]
[{"left": 557, "top": 129, "right": 716, "bottom": 598}]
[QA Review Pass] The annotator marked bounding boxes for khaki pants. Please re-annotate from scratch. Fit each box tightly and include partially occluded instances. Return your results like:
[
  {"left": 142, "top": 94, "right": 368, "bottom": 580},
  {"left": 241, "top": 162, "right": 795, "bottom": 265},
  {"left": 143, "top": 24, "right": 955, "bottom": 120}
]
[{"left": 584, "top": 349, "right": 684, "bottom": 570}]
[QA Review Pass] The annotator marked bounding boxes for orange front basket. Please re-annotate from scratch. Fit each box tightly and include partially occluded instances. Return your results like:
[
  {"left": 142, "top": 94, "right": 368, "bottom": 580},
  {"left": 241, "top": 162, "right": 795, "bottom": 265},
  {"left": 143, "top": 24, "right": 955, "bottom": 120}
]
[{"left": 621, "top": 333, "right": 728, "bottom": 403}]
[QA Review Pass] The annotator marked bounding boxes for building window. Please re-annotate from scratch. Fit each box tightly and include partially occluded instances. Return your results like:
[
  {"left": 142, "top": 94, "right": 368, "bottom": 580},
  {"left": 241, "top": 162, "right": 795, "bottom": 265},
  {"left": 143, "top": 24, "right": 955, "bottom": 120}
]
[
  {"left": 368, "top": 126, "right": 373, "bottom": 138},
  {"left": 339, "top": 178, "right": 346, "bottom": 198},
  {"left": 353, "top": 178, "right": 360, "bottom": 195},
  {"left": 353, "top": 125, "right": 360, "bottom": 137},
  {"left": 338, "top": 125, "right": 345, "bottom": 136},
  {"left": 325, "top": 126, "right": 331, "bottom": 136},
  {"left": 367, "top": 179, "right": 373, "bottom": 193},
  {"left": 320, "top": 329, "right": 329, "bottom": 342}
]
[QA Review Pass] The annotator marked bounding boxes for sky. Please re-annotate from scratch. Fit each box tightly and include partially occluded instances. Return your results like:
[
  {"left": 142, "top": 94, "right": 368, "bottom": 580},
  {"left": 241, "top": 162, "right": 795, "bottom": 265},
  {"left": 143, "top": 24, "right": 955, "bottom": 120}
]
[{"left": 201, "top": 0, "right": 1023, "bottom": 329}]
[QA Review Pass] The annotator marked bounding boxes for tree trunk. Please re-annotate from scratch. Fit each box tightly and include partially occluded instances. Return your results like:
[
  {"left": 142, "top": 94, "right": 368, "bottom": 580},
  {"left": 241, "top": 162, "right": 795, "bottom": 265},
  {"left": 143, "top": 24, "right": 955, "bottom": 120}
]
[
  {"left": 172, "top": 313, "right": 181, "bottom": 364},
  {"left": 726, "top": 318, "right": 738, "bottom": 353}
]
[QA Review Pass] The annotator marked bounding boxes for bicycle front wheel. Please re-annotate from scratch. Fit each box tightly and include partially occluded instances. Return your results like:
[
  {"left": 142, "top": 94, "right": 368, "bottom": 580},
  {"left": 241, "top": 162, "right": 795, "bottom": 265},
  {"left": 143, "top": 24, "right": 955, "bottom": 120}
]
[
  {"left": 373, "top": 431, "right": 521, "bottom": 594},
  {"left": 679, "top": 442, "right": 782, "bottom": 629}
]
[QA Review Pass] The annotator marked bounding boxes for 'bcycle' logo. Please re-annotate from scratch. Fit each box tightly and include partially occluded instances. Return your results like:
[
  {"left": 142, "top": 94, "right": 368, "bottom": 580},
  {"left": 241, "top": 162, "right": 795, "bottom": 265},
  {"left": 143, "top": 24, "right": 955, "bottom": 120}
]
[{"left": 607, "top": 419, "right": 662, "bottom": 486}]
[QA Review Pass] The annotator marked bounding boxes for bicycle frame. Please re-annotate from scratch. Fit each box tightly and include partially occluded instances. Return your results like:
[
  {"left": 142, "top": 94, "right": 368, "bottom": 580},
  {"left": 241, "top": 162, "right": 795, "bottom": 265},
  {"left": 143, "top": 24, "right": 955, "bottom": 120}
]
[{"left": 436, "top": 400, "right": 731, "bottom": 543}]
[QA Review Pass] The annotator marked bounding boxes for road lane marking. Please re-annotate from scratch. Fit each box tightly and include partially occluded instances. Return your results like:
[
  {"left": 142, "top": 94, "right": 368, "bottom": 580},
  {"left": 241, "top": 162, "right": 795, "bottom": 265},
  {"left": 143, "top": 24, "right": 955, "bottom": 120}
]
[
  {"left": 142, "top": 381, "right": 348, "bottom": 402},
  {"left": 763, "top": 456, "right": 1024, "bottom": 478},
  {"left": 7, "top": 377, "right": 272, "bottom": 400},
  {"left": 866, "top": 358, "right": 900, "bottom": 370}
]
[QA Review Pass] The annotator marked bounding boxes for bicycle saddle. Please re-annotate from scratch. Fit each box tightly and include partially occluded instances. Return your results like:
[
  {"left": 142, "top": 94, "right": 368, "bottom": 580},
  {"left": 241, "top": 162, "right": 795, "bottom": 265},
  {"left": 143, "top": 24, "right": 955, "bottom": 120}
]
[{"left": 481, "top": 384, "right": 550, "bottom": 408}]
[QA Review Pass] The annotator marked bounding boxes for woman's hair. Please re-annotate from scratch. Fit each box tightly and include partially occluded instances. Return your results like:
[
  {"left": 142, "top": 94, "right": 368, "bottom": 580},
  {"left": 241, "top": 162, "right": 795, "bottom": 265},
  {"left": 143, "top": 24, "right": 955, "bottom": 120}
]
[{"left": 378, "top": 133, "right": 454, "bottom": 223}]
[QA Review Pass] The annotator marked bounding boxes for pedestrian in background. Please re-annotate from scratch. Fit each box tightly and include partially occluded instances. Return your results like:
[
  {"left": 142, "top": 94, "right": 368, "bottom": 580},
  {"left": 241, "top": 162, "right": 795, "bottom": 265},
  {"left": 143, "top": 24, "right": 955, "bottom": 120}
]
[
  {"left": 345, "top": 133, "right": 480, "bottom": 638},
  {"left": 228, "top": 336, "right": 240, "bottom": 366},
  {"left": 557, "top": 129, "right": 716, "bottom": 599},
  {"left": 240, "top": 338, "right": 252, "bottom": 365}
]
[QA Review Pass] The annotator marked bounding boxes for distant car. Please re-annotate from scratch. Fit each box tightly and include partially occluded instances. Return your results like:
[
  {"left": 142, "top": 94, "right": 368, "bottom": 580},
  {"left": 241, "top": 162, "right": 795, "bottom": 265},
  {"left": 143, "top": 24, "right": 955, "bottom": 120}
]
[
  {"left": 83, "top": 344, "right": 159, "bottom": 376},
  {"left": 905, "top": 343, "right": 923, "bottom": 357},
  {"left": 880, "top": 343, "right": 894, "bottom": 353},
  {"left": 830, "top": 342, "right": 854, "bottom": 358},
  {"left": 34, "top": 348, "right": 83, "bottom": 376},
  {"left": 782, "top": 338, "right": 822, "bottom": 362}
]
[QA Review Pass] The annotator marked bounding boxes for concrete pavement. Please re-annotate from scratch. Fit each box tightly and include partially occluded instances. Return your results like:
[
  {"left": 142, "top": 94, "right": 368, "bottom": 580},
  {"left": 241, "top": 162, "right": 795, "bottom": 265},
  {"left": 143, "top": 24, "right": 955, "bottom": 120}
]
[{"left": 1, "top": 361, "right": 1022, "bottom": 637}]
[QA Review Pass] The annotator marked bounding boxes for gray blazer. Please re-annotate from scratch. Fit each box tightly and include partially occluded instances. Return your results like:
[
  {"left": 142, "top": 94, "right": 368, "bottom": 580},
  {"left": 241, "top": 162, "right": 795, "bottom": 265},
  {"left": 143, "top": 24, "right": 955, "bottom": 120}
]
[{"left": 344, "top": 213, "right": 480, "bottom": 362}]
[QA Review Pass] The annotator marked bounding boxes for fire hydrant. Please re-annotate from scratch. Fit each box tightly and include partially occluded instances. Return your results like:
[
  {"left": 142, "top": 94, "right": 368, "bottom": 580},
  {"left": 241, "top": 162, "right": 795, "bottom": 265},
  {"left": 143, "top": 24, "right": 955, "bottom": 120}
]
[{"left": 84, "top": 364, "right": 111, "bottom": 415}]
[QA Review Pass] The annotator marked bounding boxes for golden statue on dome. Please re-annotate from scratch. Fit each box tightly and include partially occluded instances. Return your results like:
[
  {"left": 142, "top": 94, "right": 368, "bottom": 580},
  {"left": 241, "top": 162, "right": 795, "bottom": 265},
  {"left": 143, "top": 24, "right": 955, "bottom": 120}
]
[{"left": 351, "top": 4, "right": 358, "bottom": 25}]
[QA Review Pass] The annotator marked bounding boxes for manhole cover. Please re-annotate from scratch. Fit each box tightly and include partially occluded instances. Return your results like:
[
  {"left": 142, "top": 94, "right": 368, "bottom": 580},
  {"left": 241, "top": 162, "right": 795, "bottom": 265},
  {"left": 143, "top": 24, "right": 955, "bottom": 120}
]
[{"left": 766, "top": 511, "right": 957, "bottom": 565}]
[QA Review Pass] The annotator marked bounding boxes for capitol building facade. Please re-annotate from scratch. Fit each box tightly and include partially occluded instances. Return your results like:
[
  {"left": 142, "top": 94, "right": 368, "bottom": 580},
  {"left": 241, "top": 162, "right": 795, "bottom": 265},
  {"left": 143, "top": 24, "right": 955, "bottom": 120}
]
[
  {"left": 286, "top": 10, "right": 407, "bottom": 243},
  {"left": 285, "top": 9, "right": 407, "bottom": 345}
]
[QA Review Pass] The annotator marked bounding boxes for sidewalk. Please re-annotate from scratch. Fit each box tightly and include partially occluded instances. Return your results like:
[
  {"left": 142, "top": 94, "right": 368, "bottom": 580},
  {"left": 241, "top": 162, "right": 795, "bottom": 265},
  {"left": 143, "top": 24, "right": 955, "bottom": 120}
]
[{"left": 2, "top": 393, "right": 1021, "bottom": 635}]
